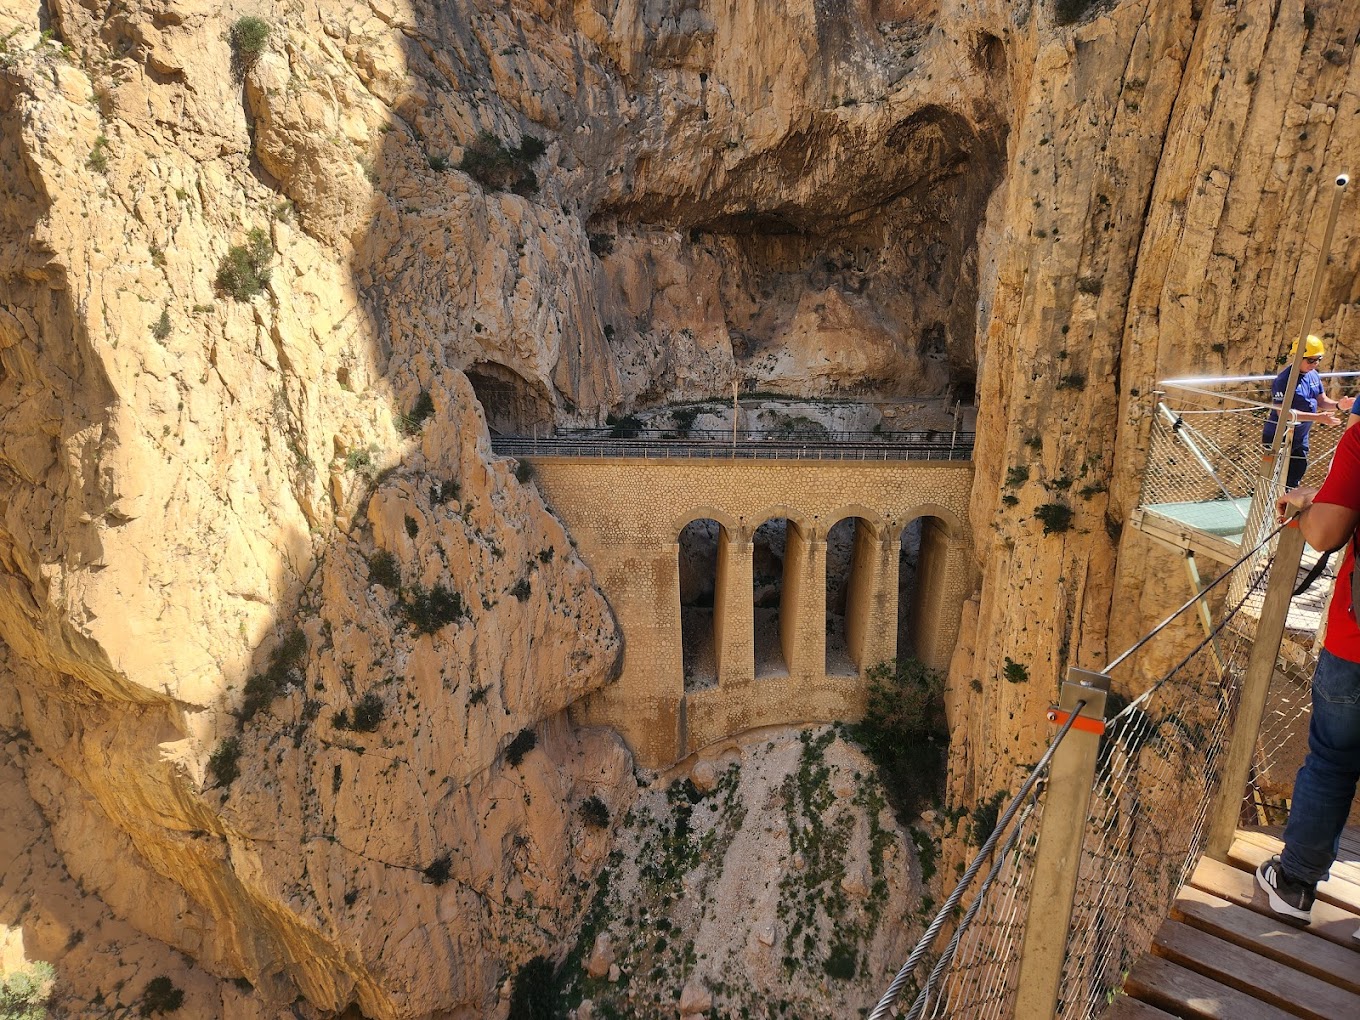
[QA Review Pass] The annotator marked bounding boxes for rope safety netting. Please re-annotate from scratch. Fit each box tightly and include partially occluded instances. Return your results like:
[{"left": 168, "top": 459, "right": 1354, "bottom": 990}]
[
  {"left": 1143, "top": 382, "right": 1332, "bottom": 830},
  {"left": 871, "top": 524, "right": 1284, "bottom": 1020}
]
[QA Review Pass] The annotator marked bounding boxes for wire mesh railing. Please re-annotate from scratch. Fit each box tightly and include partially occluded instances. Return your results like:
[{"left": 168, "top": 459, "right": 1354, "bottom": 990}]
[
  {"left": 1139, "top": 376, "right": 1348, "bottom": 511},
  {"left": 875, "top": 712, "right": 1088, "bottom": 1020},
  {"left": 916, "top": 800, "right": 1043, "bottom": 1019},
  {"left": 871, "top": 521, "right": 1292, "bottom": 1019},
  {"left": 1054, "top": 574, "right": 1265, "bottom": 1017},
  {"left": 1248, "top": 639, "right": 1318, "bottom": 828},
  {"left": 1172, "top": 372, "right": 1338, "bottom": 833}
]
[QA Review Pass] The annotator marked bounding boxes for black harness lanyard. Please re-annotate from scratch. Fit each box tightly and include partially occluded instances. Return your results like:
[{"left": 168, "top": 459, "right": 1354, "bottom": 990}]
[{"left": 1298, "top": 534, "right": 1360, "bottom": 625}]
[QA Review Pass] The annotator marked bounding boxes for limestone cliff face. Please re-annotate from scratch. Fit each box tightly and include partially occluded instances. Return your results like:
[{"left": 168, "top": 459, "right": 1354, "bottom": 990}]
[
  {"left": 4, "top": 0, "right": 1360, "bottom": 1016},
  {"left": 1, "top": 1, "right": 630, "bottom": 1014},
  {"left": 957, "top": 0, "right": 1360, "bottom": 810}
]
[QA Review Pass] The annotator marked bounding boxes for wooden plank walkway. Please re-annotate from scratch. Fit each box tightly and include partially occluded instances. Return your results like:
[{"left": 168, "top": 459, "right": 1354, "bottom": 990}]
[{"left": 1110, "top": 828, "right": 1360, "bottom": 1018}]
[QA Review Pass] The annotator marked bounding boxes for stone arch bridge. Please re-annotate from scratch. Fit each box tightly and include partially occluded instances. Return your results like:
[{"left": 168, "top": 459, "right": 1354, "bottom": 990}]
[{"left": 524, "top": 456, "right": 975, "bottom": 769}]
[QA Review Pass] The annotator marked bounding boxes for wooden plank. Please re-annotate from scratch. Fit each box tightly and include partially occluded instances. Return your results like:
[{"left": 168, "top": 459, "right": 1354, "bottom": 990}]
[
  {"left": 1188, "top": 855, "right": 1360, "bottom": 949},
  {"left": 1102, "top": 996, "right": 1180, "bottom": 1019},
  {"left": 1173, "top": 884, "right": 1360, "bottom": 995},
  {"left": 1235, "top": 829, "right": 1360, "bottom": 891},
  {"left": 1123, "top": 955, "right": 1295, "bottom": 1019},
  {"left": 1152, "top": 920, "right": 1360, "bottom": 1019},
  {"left": 1228, "top": 835, "right": 1360, "bottom": 914}
]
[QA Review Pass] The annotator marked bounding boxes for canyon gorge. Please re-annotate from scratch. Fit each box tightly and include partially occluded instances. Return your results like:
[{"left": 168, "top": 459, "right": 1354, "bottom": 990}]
[{"left": 3, "top": 0, "right": 1360, "bottom": 1017}]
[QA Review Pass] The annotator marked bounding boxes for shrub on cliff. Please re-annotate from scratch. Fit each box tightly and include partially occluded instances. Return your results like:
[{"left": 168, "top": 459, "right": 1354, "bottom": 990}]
[
  {"left": 458, "top": 130, "right": 544, "bottom": 196},
  {"left": 334, "top": 692, "right": 385, "bottom": 733},
  {"left": 848, "top": 657, "right": 947, "bottom": 824},
  {"left": 508, "top": 956, "right": 559, "bottom": 1020},
  {"left": 215, "top": 228, "right": 273, "bottom": 301},
  {"left": 578, "top": 796, "right": 609, "bottom": 829},
  {"left": 399, "top": 582, "right": 467, "bottom": 633},
  {"left": 504, "top": 727, "right": 537, "bottom": 767},
  {"left": 423, "top": 852, "right": 452, "bottom": 885},
  {"left": 367, "top": 550, "right": 401, "bottom": 590},
  {"left": 230, "top": 17, "right": 270, "bottom": 77},
  {"left": 397, "top": 389, "right": 434, "bottom": 435},
  {"left": 237, "top": 628, "right": 307, "bottom": 725},
  {"left": 139, "top": 976, "right": 184, "bottom": 1016},
  {"left": 86, "top": 134, "right": 110, "bottom": 173},
  {"left": 208, "top": 737, "right": 241, "bottom": 787},
  {"left": 0, "top": 961, "right": 53, "bottom": 1020},
  {"left": 1054, "top": 0, "right": 1102, "bottom": 27},
  {"left": 1035, "top": 502, "right": 1074, "bottom": 535},
  {"left": 968, "top": 789, "right": 1010, "bottom": 847}
]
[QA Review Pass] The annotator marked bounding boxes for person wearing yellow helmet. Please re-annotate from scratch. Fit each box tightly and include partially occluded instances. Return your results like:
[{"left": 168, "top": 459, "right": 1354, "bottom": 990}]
[{"left": 1262, "top": 335, "right": 1353, "bottom": 487}]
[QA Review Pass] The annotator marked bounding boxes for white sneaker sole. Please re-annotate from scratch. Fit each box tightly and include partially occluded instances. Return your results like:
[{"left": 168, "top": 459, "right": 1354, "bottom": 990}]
[{"left": 1256, "top": 859, "right": 1313, "bottom": 922}]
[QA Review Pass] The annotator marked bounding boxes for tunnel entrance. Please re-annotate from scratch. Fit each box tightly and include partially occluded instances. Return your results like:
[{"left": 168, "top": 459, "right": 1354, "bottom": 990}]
[
  {"left": 678, "top": 518, "right": 724, "bottom": 691},
  {"left": 464, "top": 362, "right": 553, "bottom": 436}
]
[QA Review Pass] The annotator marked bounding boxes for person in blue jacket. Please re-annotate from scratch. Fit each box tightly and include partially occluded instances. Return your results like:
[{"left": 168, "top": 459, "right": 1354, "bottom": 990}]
[{"left": 1262, "top": 335, "right": 1350, "bottom": 488}]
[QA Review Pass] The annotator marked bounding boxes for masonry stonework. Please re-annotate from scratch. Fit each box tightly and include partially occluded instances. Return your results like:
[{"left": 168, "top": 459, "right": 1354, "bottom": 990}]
[{"left": 528, "top": 458, "right": 976, "bottom": 768}]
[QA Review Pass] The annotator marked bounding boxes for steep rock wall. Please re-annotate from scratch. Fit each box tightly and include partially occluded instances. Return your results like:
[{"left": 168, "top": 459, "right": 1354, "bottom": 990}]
[
  {"left": 5, "top": 0, "right": 1360, "bottom": 1016},
  {"left": 956, "top": 0, "right": 1360, "bottom": 807}
]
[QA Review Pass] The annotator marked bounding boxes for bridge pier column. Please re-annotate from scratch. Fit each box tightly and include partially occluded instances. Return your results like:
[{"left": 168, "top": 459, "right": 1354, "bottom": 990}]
[
  {"left": 910, "top": 517, "right": 964, "bottom": 672},
  {"left": 847, "top": 523, "right": 899, "bottom": 673},
  {"left": 781, "top": 529, "right": 825, "bottom": 679},
  {"left": 716, "top": 534, "right": 754, "bottom": 688}
]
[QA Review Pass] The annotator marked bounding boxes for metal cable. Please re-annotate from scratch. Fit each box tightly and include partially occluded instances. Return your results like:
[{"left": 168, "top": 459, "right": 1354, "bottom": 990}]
[
  {"left": 905, "top": 796, "right": 1038, "bottom": 1020},
  {"left": 1109, "top": 557, "right": 1270, "bottom": 720},
  {"left": 1103, "top": 520, "right": 1286, "bottom": 674},
  {"left": 868, "top": 704, "right": 1087, "bottom": 1020}
]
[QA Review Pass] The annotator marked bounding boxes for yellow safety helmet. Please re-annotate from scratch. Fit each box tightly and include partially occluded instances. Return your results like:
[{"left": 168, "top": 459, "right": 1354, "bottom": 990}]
[{"left": 1290, "top": 334, "right": 1326, "bottom": 358}]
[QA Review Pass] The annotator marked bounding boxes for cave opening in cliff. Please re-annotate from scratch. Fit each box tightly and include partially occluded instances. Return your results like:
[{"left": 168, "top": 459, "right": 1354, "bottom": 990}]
[
  {"left": 825, "top": 515, "right": 873, "bottom": 676},
  {"left": 464, "top": 362, "right": 553, "bottom": 436},
  {"left": 679, "top": 518, "right": 724, "bottom": 691},
  {"left": 594, "top": 102, "right": 1003, "bottom": 407}
]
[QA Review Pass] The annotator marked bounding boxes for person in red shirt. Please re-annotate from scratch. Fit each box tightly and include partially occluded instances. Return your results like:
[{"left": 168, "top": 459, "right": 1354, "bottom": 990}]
[{"left": 1262, "top": 423, "right": 1360, "bottom": 933}]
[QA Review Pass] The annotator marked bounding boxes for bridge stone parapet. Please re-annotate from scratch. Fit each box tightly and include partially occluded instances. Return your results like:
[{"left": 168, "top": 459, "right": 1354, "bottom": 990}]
[{"left": 527, "top": 457, "right": 976, "bottom": 769}]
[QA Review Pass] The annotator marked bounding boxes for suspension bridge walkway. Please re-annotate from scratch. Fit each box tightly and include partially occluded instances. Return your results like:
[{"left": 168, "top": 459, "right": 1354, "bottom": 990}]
[{"left": 1110, "top": 828, "right": 1360, "bottom": 1019}]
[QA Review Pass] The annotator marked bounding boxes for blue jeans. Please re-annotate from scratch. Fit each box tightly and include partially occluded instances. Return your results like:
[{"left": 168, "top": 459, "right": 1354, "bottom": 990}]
[
  {"left": 1281, "top": 648, "right": 1360, "bottom": 884},
  {"left": 1285, "top": 449, "right": 1309, "bottom": 489}
]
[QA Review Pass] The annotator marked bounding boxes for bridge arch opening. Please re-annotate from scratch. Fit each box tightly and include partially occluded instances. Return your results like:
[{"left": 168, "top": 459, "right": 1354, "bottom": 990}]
[
  {"left": 752, "top": 515, "right": 809, "bottom": 679},
  {"left": 678, "top": 518, "right": 725, "bottom": 691},
  {"left": 464, "top": 361, "right": 553, "bottom": 436},
  {"left": 825, "top": 516, "right": 873, "bottom": 676},
  {"left": 897, "top": 513, "right": 954, "bottom": 664}
]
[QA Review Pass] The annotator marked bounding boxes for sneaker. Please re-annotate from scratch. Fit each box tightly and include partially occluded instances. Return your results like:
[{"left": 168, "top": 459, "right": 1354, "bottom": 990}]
[{"left": 1256, "top": 855, "right": 1315, "bottom": 922}]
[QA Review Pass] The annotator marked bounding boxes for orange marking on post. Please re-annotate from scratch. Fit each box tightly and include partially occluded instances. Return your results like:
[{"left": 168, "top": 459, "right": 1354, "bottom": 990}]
[{"left": 1045, "top": 708, "right": 1106, "bottom": 735}]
